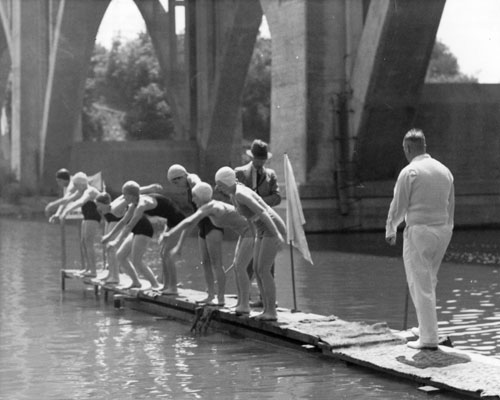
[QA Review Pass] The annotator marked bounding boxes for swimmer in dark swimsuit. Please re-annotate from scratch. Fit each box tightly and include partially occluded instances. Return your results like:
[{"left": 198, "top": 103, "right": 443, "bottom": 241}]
[
  {"left": 103, "top": 181, "right": 186, "bottom": 295},
  {"left": 96, "top": 193, "right": 160, "bottom": 290},
  {"left": 167, "top": 164, "right": 224, "bottom": 304},
  {"left": 164, "top": 182, "right": 255, "bottom": 311},
  {"left": 54, "top": 172, "right": 101, "bottom": 277}
]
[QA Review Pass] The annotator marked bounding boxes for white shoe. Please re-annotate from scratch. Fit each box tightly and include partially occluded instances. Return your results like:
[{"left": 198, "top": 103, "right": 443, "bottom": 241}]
[
  {"left": 407, "top": 339, "right": 438, "bottom": 350},
  {"left": 410, "top": 327, "right": 420, "bottom": 337}
]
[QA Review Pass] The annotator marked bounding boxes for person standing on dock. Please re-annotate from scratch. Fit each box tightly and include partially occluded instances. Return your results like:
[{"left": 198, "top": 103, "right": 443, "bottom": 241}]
[
  {"left": 102, "top": 181, "right": 186, "bottom": 295},
  {"left": 98, "top": 191, "right": 161, "bottom": 290},
  {"left": 50, "top": 172, "right": 101, "bottom": 277},
  {"left": 167, "top": 164, "right": 225, "bottom": 305},
  {"left": 385, "top": 128, "right": 455, "bottom": 350},
  {"left": 235, "top": 140, "right": 281, "bottom": 308},
  {"left": 215, "top": 167, "right": 285, "bottom": 322},
  {"left": 162, "top": 182, "right": 255, "bottom": 313}
]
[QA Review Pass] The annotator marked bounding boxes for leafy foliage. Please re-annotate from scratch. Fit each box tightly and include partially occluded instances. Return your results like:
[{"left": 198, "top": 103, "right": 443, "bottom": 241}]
[
  {"left": 426, "top": 40, "right": 478, "bottom": 83},
  {"left": 83, "top": 34, "right": 477, "bottom": 141},
  {"left": 83, "top": 33, "right": 174, "bottom": 140}
]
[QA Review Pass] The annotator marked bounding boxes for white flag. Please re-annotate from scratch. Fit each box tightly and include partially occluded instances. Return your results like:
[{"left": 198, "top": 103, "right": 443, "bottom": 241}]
[{"left": 284, "top": 154, "right": 313, "bottom": 265}]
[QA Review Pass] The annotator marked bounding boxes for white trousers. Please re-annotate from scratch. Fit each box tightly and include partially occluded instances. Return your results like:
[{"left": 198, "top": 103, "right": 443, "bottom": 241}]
[{"left": 403, "top": 224, "right": 452, "bottom": 344}]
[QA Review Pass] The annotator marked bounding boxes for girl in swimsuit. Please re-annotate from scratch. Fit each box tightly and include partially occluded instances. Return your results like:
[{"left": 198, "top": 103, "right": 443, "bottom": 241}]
[
  {"left": 215, "top": 167, "right": 285, "bottom": 321},
  {"left": 103, "top": 181, "right": 186, "bottom": 295},
  {"left": 167, "top": 164, "right": 225, "bottom": 305},
  {"left": 163, "top": 182, "right": 255, "bottom": 311},
  {"left": 54, "top": 172, "right": 100, "bottom": 277}
]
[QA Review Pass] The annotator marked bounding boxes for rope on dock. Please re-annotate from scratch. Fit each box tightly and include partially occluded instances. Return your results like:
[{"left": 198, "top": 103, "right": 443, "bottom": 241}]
[{"left": 190, "top": 306, "right": 218, "bottom": 335}]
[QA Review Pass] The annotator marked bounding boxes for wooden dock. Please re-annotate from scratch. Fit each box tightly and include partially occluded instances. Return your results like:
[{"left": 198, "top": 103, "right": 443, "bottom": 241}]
[{"left": 62, "top": 269, "right": 500, "bottom": 399}]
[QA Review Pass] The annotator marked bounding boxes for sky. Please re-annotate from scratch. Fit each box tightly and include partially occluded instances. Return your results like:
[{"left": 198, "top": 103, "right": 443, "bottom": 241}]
[{"left": 96, "top": 0, "right": 500, "bottom": 83}]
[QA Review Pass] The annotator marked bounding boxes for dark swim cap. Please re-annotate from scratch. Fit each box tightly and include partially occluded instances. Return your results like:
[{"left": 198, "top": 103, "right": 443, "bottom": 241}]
[{"left": 55, "top": 168, "right": 70, "bottom": 181}]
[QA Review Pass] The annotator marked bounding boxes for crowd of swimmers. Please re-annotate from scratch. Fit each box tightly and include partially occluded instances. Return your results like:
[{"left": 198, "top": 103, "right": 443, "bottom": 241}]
[{"left": 45, "top": 140, "right": 286, "bottom": 322}]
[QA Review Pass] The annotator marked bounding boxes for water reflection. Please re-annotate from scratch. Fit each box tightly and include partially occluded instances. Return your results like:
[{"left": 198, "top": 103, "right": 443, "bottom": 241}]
[{"left": 0, "top": 218, "right": 497, "bottom": 399}]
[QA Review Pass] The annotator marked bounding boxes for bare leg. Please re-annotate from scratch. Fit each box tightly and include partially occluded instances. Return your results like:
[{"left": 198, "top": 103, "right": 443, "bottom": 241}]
[
  {"left": 205, "top": 229, "right": 224, "bottom": 305},
  {"left": 131, "top": 234, "right": 161, "bottom": 290},
  {"left": 198, "top": 236, "right": 215, "bottom": 303},
  {"left": 104, "top": 247, "right": 120, "bottom": 283},
  {"left": 254, "top": 236, "right": 280, "bottom": 320},
  {"left": 82, "top": 220, "right": 99, "bottom": 276},
  {"left": 104, "top": 222, "right": 119, "bottom": 283},
  {"left": 161, "top": 235, "right": 178, "bottom": 294},
  {"left": 252, "top": 237, "right": 265, "bottom": 305},
  {"left": 116, "top": 233, "right": 141, "bottom": 288},
  {"left": 234, "top": 236, "right": 255, "bottom": 313}
]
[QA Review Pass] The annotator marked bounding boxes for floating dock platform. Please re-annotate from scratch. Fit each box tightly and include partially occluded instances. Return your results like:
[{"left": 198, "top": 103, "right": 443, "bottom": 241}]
[{"left": 62, "top": 269, "right": 500, "bottom": 399}]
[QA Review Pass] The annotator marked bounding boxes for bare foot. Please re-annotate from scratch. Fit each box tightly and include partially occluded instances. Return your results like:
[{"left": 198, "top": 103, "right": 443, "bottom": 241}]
[
  {"left": 161, "top": 288, "right": 178, "bottom": 296},
  {"left": 123, "top": 282, "right": 142, "bottom": 290},
  {"left": 252, "top": 313, "right": 277, "bottom": 322},
  {"left": 234, "top": 306, "right": 250, "bottom": 315},
  {"left": 196, "top": 295, "right": 215, "bottom": 304}
]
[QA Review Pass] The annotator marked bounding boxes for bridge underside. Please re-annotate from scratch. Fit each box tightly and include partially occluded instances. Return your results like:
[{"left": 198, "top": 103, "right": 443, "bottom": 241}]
[{"left": 1, "top": 0, "right": 499, "bottom": 230}]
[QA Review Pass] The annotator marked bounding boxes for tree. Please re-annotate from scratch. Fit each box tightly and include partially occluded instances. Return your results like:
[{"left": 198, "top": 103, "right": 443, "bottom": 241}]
[
  {"left": 426, "top": 40, "right": 478, "bottom": 83},
  {"left": 84, "top": 33, "right": 175, "bottom": 140}
]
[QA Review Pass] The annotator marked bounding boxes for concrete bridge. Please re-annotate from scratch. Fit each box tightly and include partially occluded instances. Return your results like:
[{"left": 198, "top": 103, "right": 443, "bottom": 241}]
[{"left": 1, "top": 0, "right": 499, "bottom": 231}]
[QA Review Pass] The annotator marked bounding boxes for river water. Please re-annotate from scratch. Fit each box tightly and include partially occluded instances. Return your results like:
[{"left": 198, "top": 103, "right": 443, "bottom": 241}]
[{"left": 1, "top": 217, "right": 498, "bottom": 399}]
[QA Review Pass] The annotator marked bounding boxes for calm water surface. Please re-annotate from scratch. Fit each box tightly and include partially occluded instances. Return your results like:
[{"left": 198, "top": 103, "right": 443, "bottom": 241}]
[{"left": 1, "top": 217, "right": 498, "bottom": 399}]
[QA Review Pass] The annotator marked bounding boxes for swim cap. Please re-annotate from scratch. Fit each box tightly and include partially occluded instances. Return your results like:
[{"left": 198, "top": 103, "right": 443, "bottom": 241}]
[
  {"left": 55, "top": 168, "right": 70, "bottom": 181},
  {"left": 72, "top": 172, "right": 88, "bottom": 185},
  {"left": 215, "top": 167, "right": 236, "bottom": 186},
  {"left": 95, "top": 192, "right": 112, "bottom": 205},
  {"left": 122, "top": 180, "right": 140, "bottom": 197},
  {"left": 167, "top": 164, "right": 188, "bottom": 181},
  {"left": 192, "top": 182, "right": 213, "bottom": 203}
]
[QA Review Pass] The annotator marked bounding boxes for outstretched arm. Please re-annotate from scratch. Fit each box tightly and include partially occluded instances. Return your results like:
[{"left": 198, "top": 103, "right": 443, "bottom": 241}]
[
  {"left": 60, "top": 188, "right": 98, "bottom": 219},
  {"left": 162, "top": 208, "right": 207, "bottom": 241},
  {"left": 49, "top": 189, "right": 82, "bottom": 222},
  {"left": 102, "top": 204, "right": 135, "bottom": 244}
]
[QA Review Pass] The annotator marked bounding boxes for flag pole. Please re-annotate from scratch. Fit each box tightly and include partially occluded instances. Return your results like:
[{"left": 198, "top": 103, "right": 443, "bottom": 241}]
[{"left": 289, "top": 240, "right": 298, "bottom": 312}]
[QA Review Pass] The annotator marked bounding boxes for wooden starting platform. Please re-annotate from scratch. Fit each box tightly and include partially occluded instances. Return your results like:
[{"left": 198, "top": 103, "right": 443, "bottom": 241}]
[{"left": 61, "top": 269, "right": 500, "bottom": 399}]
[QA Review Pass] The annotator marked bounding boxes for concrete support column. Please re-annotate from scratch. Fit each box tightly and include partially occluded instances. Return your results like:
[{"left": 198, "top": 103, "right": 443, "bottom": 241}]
[
  {"left": 135, "top": 0, "right": 189, "bottom": 140},
  {"left": 349, "top": 0, "right": 445, "bottom": 181},
  {"left": 261, "top": 0, "right": 307, "bottom": 185},
  {"left": 40, "top": 0, "right": 109, "bottom": 189},
  {"left": 262, "top": 0, "right": 353, "bottom": 194},
  {"left": 10, "top": 0, "right": 49, "bottom": 190},
  {"left": 195, "top": 0, "right": 261, "bottom": 182}
]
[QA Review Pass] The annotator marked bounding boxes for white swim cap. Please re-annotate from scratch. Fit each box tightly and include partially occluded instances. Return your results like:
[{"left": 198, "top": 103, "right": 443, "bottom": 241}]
[
  {"left": 215, "top": 167, "right": 236, "bottom": 186},
  {"left": 122, "top": 180, "right": 140, "bottom": 197},
  {"left": 192, "top": 182, "right": 213, "bottom": 203},
  {"left": 72, "top": 172, "right": 88, "bottom": 185},
  {"left": 167, "top": 164, "right": 188, "bottom": 181}
]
